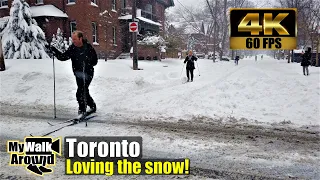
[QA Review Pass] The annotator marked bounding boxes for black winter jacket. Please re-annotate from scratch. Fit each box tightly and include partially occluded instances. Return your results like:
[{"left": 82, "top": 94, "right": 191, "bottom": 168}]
[
  {"left": 301, "top": 51, "right": 311, "bottom": 67},
  {"left": 52, "top": 40, "right": 98, "bottom": 75},
  {"left": 184, "top": 55, "right": 198, "bottom": 69}
]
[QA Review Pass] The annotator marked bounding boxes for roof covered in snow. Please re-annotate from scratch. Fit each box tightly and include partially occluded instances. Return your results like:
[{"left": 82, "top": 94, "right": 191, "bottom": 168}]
[
  {"left": 118, "top": 15, "right": 162, "bottom": 26},
  {"left": 30, "top": 5, "right": 68, "bottom": 18}
]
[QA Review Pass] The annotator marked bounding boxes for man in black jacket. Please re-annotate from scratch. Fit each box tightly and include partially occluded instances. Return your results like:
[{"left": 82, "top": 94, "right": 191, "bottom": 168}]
[
  {"left": 50, "top": 31, "right": 98, "bottom": 117},
  {"left": 184, "top": 50, "right": 198, "bottom": 82},
  {"left": 301, "top": 47, "right": 311, "bottom": 76}
]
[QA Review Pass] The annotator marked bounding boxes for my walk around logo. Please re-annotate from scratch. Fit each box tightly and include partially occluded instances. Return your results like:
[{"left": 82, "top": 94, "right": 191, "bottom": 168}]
[
  {"left": 7, "top": 136, "right": 190, "bottom": 177},
  {"left": 7, "top": 137, "right": 61, "bottom": 176}
]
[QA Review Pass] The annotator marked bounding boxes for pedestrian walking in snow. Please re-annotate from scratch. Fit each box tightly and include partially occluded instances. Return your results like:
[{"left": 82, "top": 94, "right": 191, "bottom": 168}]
[
  {"left": 301, "top": 47, "right": 311, "bottom": 76},
  {"left": 184, "top": 50, "right": 198, "bottom": 82},
  {"left": 261, "top": 55, "right": 263, "bottom": 60},
  {"left": 48, "top": 30, "right": 98, "bottom": 117},
  {"left": 235, "top": 55, "right": 239, "bottom": 65},
  {"left": 255, "top": 55, "right": 257, "bottom": 61}
]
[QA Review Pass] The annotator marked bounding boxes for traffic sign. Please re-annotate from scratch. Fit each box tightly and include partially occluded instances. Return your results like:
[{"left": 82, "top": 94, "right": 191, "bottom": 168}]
[{"left": 129, "top": 22, "right": 138, "bottom": 32}]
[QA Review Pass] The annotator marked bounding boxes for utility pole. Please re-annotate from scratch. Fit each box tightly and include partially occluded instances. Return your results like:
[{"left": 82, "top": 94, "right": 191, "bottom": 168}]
[{"left": 132, "top": 0, "right": 138, "bottom": 70}]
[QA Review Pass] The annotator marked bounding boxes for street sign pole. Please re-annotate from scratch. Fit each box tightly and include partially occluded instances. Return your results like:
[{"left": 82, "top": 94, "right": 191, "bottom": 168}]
[{"left": 132, "top": 0, "right": 138, "bottom": 70}]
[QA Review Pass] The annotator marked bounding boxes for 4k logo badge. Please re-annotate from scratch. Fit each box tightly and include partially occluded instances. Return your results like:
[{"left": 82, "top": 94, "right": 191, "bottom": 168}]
[{"left": 7, "top": 137, "right": 61, "bottom": 176}]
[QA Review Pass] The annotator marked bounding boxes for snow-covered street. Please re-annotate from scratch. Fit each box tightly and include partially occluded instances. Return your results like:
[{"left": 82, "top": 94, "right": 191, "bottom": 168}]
[{"left": 0, "top": 57, "right": 320, "bottom": 179}]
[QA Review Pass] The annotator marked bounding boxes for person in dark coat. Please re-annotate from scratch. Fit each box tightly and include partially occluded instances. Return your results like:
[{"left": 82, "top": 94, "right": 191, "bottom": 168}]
[
  {"left": 235, "top": 55, "right": 239, "bottom": 65},
  {"left": 301, "top": 47, "right": 311, "bottom": 76},
  {"left": 49, "top": 30, "right": 98, "bottom": 117},
  {"left": 184, "top": 50, "right": 198, "bottom": 82}
]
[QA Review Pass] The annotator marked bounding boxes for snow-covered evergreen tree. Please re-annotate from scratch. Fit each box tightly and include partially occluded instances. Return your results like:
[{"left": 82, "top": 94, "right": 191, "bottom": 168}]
[{"left": 1, "top": 0, "right": 48, "bottom": 59}]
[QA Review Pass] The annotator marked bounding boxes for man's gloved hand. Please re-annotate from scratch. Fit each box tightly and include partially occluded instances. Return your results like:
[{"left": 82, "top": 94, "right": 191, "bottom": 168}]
[{"left": 45, "top": 44, "right": 52, "bottom": 51}]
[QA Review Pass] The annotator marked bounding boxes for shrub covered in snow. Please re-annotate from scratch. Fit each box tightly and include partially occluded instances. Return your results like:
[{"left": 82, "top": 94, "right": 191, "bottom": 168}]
[
  {"left": 50, "top": 28, "right": 72, "bottom": 53},
  {"left": 1, "top": 0, "right": 48, "bottom": 59},
  {"left": 138, "top": 35, "right": 166, "bottom": 46},
  {"left": 137, "top": 35, "right": 167, "bottom": 55}
]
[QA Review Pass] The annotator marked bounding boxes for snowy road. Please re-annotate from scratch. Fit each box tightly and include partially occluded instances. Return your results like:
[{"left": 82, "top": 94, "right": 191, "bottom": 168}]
[{"left": 0, "top": 107, "right": 319, "bottom": 179}]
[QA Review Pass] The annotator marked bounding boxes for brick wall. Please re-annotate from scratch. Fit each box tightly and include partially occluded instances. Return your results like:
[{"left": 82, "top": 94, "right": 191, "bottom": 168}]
[
  {"left": 0, "top": 0, "right": 172, "bottom": 59},
  {"left": 0, "top": 0, "right": 13, "bottom": 17},
  {"left": 136, "top": 44, "right": 161, "bottom": 60}
]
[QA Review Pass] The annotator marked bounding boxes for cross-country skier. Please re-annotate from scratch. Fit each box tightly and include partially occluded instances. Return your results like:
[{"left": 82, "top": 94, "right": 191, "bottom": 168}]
[
  {"left": 235, "top": 55, "right": 239, "bottom": 65},
  {"left": 301, "top": 47, "right": 311, "bottom": 76},
  {"left": 48, "top": 30, "right": 98, "bottom": 118},
  {"left": 184, "top": 50, "right": 198, "bottom": 82}
]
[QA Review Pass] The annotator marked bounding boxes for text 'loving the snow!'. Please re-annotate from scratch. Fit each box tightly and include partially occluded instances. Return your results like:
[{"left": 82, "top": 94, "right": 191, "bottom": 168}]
[{"left": 65, "top": 136, "right": 190, "bottom": 176}]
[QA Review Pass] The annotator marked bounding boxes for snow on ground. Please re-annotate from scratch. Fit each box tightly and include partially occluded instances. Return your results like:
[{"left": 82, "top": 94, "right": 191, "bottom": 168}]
[{"left": 0, "top": 56, "right": 319, "bottom": 127}]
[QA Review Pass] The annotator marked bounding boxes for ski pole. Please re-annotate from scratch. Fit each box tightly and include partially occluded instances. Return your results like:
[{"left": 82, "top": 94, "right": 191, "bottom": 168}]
[
  {"left": 180, "top": 63, "right": 185, "bottom": 77},
  {"left": 52, "top": 52, "right": 56, "bottom": 119},
  {"left": 196, "top": 61, "right": 200, "bottom": 76}
]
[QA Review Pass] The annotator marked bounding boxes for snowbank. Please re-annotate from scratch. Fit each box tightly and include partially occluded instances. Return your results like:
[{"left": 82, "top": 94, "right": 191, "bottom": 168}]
[{"left": 0, "top": 57, "right": 319, "bottom": 127}]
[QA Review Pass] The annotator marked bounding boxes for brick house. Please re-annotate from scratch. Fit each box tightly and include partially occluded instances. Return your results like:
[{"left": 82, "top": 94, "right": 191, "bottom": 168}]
[{"left": 0, "top": 0, "right": 174, "bottom": 59}]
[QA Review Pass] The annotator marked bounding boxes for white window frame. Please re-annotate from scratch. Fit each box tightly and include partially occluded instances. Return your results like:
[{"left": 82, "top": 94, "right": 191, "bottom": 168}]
[
  {"left": 91, "top": 0, "right": 96, "bottom": 4},
  {"left": 68, "top": 0, "right": 76, "bottom": 4},
  {"left": 36, "top": 0, "right": 44, "bottom": 4},
  {"left": 112, "top": 26, "right": 116, "bottom": 45},
  {"left": 0, "top": 0, "right": 8, "bottom": 7},
  {"left": 92, "top": 22, "right": 98, "bottom": 43},
  {"left": 112, "top": 0, "right": 116, "bottom": 10},
  {"left": 70, "top": 21, "right": 76, "bottom": 36}
]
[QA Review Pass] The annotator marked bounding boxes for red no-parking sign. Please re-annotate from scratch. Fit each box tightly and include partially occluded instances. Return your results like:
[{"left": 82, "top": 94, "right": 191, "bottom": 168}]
[{"left": 129, "top": 22, "right": 138, "bottom": 32}]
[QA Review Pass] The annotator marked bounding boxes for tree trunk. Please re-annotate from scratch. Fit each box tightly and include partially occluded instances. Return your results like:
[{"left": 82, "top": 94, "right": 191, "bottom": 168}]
[
  {"left": 287, "top": 50, "right": 291, "bottom": 62},
  {"left": 0, "top": 40, "right": 5, "bottom": 71},
  {"left": 219, "top": 0, "right": 228, "bottom": 60},
  {"left": 316, "top": 36, "right": 319, "bottom": 67}
]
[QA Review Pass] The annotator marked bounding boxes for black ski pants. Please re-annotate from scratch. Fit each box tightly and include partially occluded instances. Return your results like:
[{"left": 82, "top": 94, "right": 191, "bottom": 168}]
[
  {"left": 186, "top": 68, "right": 194, "bottom": 81},
  {"left": 75, "top": 72, "right": 95, "bottom": 113}
]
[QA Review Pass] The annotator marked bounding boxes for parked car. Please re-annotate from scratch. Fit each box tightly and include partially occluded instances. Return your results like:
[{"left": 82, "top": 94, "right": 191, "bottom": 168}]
[
  {"left": 221, "top": 56, "right": 231, "bottom": 61},
  {"left": 195, "top": 52, "right": 205, "bottom": 59},
  {"left": 208, "top": 53, "right": 219, "bottom": 60}
]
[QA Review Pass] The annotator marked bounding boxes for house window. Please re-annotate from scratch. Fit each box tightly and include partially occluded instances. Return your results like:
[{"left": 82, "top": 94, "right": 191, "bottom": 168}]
[
  {"left": 0, "top": 0, "right": 8, "bottom": 7},
  {"left": 145, "top": 4, "right": 152, "bottom": 13},
  {"left": 112, "top": 26, "right": 116, "bottom": 45},
  {"left": 121, "top": 0, "right": 126, "bottom": 8},
  {"left": 92, "top": 22, "right": 98, "bottom": 43},
  {"left": 70, "top": 21, "right": 76, "bottom": 36},
  {"left": 36, "top": 0, "right": 43, "bottom": 4},
  {"left": 68, "top": 0, "right": 75, "bottom": 3},
  {"left": 112, "top": 0, "right": 116, "bottom": 10}
]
